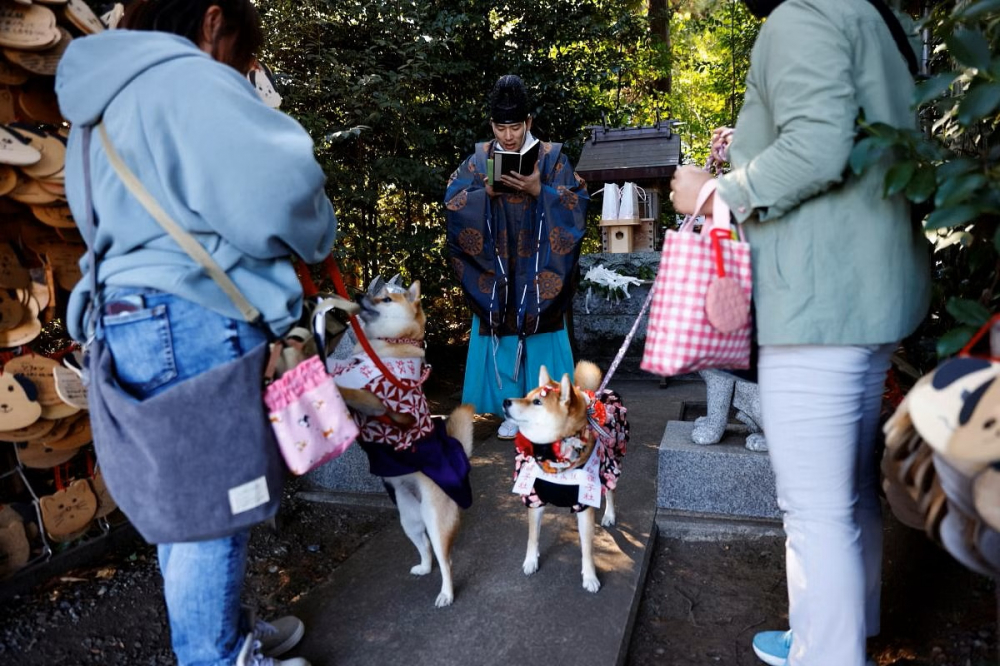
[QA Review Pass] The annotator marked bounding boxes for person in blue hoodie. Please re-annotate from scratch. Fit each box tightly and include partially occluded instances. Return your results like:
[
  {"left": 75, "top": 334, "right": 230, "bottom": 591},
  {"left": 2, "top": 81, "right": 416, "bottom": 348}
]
[{"left": 55, "top": 2, "right": 335, "bottom": 665}]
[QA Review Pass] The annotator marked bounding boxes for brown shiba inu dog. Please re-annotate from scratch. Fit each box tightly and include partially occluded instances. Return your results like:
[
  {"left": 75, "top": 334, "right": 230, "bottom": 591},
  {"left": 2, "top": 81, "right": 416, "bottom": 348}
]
[
  {"left": 503, "top": 361, "right": 629, "bottom": 593},
  {"left": 331, "top": 276, "right": 475, "bottom": 608}
]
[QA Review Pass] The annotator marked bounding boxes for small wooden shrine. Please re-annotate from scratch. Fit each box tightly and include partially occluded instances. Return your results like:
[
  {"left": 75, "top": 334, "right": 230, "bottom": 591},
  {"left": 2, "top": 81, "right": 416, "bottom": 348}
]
[{"left": 574, "top": 123, "right": 682, "bottom": 253}]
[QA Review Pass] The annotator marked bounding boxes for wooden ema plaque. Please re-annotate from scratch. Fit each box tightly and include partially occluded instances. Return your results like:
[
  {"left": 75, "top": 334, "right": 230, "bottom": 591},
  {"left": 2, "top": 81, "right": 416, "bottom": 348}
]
[
  {"left": 0, "top": 299, "right": 40, "bottom": 346},
  {"left": 3, "top": 26, "right": 70, "bottom": 76},
  {"left": 17, "top": 79, "right": 62, "bottom": 126},
  {"left": 90, "top": 467, "right": 117, "bottom": 519},
  {"left": 31, "top": 204, "right": 73, "bottom": 229},
  {"left": 0, "top": 286, "right": 26, "bottom": 331},
  {"left": 15, "top": 125, "right": 65, "bottom": 180},
  {"left": 41, "top": 478, "right": 96, "bottom": 542},
  {"left": 0, "top": 85, "right": 14, "bottom": 124},
  {"left": 0, "top": 55, "right": 27, "bottom": 85},
  {"left": 0, "top": 240, "right": 28, "bottom": 288},
  {"left": 17, "top": 438, "right": 77, "bottom": 468},
  {"left": 44, "top": 243, "right": 83, "bottom": 291},
  {"left": 0, "top": 505, "right": 29, "bottom": 578},
  {"left": 8, "top": 175, "right": 59, "bottom": 205},
  {"left": 37, "top": 412, "right": 89, "bottom": 449},
  {"left": 0, "top": 415, "right": 56, "bottom": 442},
  {"left": 62, "top": 0, "right": 103, "bottom": 35},
  {"left": 0, "top": 3, "right": 60, "bottom": 52},
  {"left": 0, "top": 164, "right": 15, "bottom": 195},
  {"left": 0, "top": 125, "right": 40, "bottom": 166},
  {"left": 36, "top": 178, "right": 64, "bottom": 197},
  {"left": 4, "top": 354, "right": 63, "bottom": 411},
  {"left": 0, "top": 363, "right": 41, "bottom": 430}
]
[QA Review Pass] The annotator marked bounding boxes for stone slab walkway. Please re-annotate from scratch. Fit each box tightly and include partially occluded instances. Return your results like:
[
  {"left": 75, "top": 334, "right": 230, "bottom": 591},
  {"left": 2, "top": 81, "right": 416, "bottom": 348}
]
[{"left": 291, "top": 378, "right": 674, "bottom": 666}]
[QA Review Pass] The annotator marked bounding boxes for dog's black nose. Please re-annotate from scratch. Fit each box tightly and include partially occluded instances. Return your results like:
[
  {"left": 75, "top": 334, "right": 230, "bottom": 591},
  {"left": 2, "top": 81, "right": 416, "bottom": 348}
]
[{"left": 502, "top": 399, "right": 512, "bottom": 408}]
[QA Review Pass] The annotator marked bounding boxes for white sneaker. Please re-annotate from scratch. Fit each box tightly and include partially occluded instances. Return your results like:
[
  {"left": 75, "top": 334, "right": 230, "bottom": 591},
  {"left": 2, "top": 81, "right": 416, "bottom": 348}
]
[
  {"left": 254, "top": 616, "right": 305, "bottom": 657},
  {"left": 236, "top": 632, "right": 310, "bottom": 666},
  {"left": 497, "top": 418, "right": 518, "bottom": 440}
]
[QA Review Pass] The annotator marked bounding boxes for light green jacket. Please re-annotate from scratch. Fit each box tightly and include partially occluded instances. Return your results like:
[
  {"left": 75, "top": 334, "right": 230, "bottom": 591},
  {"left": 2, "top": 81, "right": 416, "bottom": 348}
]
[{"left": 716, "top": 0, "right": 931, "bottom": 346}]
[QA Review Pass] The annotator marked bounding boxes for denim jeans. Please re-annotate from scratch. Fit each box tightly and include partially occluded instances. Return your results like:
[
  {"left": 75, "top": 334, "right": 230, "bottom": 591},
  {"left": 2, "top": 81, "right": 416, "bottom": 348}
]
[
  {"left": 100, "top": 288, "right": 268, "bottom": 666},
  {"left": 758, "top": 344, "right": 895, "bottom": 666}
]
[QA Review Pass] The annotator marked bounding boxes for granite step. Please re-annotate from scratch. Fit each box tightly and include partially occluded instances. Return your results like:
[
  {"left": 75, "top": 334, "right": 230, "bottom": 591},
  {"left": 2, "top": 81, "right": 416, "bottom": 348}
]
[
  {"left": 289, "top": 378, "right": 671, "bottom": 666},
  {"left": 658, "top": 420, "right": 780, "bottom": 520}
]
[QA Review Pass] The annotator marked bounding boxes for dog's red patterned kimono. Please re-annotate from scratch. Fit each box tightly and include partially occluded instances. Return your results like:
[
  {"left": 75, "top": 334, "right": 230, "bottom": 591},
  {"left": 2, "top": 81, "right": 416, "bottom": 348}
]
[{"left": 513, "top": 389, "right": 628, "bottom": 512}]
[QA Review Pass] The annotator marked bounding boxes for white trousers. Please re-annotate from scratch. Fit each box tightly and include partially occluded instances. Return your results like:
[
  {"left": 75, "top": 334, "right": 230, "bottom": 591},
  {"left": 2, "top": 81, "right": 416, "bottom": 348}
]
[{"left": 759, "top": 344, "right": 895, "bottom": 666}]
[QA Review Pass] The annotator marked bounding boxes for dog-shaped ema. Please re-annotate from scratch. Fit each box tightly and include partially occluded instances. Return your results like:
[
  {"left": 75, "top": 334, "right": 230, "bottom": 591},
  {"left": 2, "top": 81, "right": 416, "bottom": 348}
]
[
  {"left": 329, "top": 274, "right": 475, "bottom": 608},
  {"left": 503, "top": 361, "right": 629, "bottom": 593},
  {"left": 0, "top": 370, "right": 41, "bottom": 432}
]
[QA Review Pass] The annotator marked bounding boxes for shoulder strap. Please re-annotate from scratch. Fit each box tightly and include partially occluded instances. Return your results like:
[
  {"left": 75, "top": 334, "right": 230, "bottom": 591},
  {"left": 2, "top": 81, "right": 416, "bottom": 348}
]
[
  {"left": 96, "top": 122, "right": 261, "bottom": 324},
  {"left": 865, "top": 0, "right": 920, "bottom": 77},
  {"left": 80, "top": 126, "right": 98, "bottom": 339}
]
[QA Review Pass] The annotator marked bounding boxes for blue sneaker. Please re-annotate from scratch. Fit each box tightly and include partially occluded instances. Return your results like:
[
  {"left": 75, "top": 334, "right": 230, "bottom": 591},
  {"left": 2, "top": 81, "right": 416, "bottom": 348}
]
[
  {"left": 752, "top": 630, "right": 792, "bottom": 666},
  {"left": 752, "top": 630, "right": 876, "bottom": 666}
]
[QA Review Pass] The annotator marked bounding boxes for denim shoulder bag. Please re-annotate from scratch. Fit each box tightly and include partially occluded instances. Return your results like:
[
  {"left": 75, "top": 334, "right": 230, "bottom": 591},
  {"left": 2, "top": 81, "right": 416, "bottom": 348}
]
[{"left": 79, "top": 122, "right": 283, "bottom": 544}]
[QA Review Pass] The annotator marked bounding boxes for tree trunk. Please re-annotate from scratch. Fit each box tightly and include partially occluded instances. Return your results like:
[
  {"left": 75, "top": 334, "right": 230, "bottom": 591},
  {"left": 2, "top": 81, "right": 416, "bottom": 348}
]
[{"left": 649, "top": 0, "right": 671, "bottom": 94}]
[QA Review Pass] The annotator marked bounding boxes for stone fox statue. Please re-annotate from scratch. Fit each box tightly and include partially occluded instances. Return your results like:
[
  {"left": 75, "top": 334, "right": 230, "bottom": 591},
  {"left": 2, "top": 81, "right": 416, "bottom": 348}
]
[{"left": 693, "top": 370, "right": 766, "bottom": 452}]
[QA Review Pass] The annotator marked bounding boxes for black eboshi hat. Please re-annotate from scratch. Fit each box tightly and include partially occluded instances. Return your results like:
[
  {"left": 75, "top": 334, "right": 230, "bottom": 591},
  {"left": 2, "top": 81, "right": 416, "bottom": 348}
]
[{"left": 490, "top": 74, "right": 529, "bottom": 124}]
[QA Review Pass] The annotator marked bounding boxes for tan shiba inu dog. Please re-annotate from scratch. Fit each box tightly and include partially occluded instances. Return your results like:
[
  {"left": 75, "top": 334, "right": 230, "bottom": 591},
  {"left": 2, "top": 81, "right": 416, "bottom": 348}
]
[
  {"left": 332, "top": 276, "right": 474, "bottom": 608},
  {"left": 503, "top": 361, "right": 629, "bottom": 593}
]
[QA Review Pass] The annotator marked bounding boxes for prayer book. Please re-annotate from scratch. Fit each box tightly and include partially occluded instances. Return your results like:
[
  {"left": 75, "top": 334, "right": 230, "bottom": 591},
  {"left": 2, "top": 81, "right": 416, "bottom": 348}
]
[{"left": 488, "top": 137, "right": 541, "bottom": 193}]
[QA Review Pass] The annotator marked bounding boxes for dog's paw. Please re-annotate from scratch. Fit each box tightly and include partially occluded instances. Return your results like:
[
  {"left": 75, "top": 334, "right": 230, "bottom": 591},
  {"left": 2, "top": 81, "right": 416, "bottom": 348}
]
[
  {"left": 601, "top": 512, "right": 617, "bottom": 527},
  {"left": 522, "top": 556, "right": 539, "bottom": 576},
  {"left": 410, "top": 562, "right": 432, "bottom": 576},
  {"left": 582, "top": 575, "right": 601, "bottom": 593},
  {"left": 434, "top": 591, "right": 454, "bottom": 608}
]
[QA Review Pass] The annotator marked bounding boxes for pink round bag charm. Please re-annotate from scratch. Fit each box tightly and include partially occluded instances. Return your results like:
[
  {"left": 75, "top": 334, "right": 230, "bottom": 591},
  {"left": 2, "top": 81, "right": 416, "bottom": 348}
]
[{"left": 705, "top": 276, "right": 750, "bottom": 334}]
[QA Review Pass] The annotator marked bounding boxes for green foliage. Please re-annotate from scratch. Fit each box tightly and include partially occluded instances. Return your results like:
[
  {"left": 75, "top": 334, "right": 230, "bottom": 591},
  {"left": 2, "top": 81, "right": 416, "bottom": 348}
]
[
  {"left": 254, "top": 0, "right": 760, "bottom": 344},
  {"left": 665, "top": 1, "right": 760, "bottom": 165},
  {"left": 256, "top": 0, "right": 657, "bottom": 344},
  {"left": 850, "top": 0, "right": 1000, "bottom": 365}
]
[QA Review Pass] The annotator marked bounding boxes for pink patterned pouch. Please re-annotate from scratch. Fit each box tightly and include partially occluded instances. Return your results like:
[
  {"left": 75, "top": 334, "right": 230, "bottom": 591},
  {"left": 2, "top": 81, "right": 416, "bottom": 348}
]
[{"left": 264, "top": 355, "right": 358, "bottom": 475}]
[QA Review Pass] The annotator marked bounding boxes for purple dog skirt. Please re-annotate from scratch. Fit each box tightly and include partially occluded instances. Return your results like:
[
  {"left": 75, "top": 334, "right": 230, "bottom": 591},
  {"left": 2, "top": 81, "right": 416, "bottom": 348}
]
[{"left": 359, "top": 419, "right": 473, "bottom": 509}]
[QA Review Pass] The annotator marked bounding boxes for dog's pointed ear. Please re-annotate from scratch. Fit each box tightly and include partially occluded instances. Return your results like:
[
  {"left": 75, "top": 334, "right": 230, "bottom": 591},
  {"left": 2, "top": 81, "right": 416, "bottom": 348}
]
[
  {"left": 388, "top": 274, "right": 403, "bottom": 288},
  {"left": 407, "top": 280, "right": 421, "bottom": 302},
  {"left": 538, "top": 365, "right": 551, "bottom": 387},
  {"left": 560, "top": 373, "right": 572, "bottom": 406},
  {"left": 367, "top": 276, "right": 385, "bottom": 296}
]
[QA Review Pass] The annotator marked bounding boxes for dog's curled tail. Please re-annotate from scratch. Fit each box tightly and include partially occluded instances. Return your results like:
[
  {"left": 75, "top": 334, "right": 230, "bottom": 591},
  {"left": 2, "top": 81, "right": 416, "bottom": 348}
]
[
  {"left": 574, "top": 360, "right": 603, "bottom": 393},
  {"left": 446, "top": 403, "right": 476, "bottom": 457}
]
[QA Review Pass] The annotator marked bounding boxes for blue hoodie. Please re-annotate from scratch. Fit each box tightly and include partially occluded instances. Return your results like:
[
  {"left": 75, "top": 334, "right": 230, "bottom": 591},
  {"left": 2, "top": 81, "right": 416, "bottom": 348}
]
[{"left": 56, "top": 30, "right": 338, "bottom": 341}]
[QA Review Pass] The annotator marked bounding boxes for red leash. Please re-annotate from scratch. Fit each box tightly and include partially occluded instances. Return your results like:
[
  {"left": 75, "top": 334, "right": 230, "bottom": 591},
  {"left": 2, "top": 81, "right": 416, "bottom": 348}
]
[{"left": 298, "top": 257, "right": 428, "bottom": 392}]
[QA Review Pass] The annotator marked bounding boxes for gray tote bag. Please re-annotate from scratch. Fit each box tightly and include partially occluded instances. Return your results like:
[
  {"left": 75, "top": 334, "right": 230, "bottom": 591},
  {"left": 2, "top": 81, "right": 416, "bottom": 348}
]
[{"left": 80, "top": 123, "right": 283, "bottom": 544}]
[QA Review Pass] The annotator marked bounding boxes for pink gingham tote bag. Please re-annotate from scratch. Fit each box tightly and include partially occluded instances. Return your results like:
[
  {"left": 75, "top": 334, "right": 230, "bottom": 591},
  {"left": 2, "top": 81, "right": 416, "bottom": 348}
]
[{"left": 640, "top": 179, "right": 752, "bottom": 376}]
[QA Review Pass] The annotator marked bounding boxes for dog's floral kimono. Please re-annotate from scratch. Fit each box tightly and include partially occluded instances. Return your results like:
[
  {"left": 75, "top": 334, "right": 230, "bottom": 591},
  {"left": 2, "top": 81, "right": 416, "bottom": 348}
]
[{"left": 512, "top": 389, "right": 629, "bottom": 512}]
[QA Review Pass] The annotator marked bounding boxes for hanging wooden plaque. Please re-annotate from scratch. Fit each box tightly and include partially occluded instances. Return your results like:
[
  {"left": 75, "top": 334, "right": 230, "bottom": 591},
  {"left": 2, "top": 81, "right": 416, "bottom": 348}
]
[{"left": 0, "top": 3, "right": 60, "bottom": 51}]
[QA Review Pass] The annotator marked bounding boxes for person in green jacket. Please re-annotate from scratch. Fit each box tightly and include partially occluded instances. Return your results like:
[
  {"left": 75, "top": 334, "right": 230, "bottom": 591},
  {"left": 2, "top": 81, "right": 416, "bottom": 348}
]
[{"left": 671, "top": 1, "right": 930, "bottom": 664}]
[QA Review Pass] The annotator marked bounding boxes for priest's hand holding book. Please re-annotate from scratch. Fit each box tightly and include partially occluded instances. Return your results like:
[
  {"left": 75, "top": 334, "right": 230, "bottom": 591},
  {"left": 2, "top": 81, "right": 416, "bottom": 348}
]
[
  {"left": 487, "top": 136, "right": 542, "bottom": 197},
  {"left": 489, "top": 163, "right": 540, "bottom": 198}
]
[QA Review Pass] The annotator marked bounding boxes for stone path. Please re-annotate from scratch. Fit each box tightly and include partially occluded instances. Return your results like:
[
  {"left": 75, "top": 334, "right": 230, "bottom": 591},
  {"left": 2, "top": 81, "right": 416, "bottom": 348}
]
[{"left": 291, "top": 378, "right": 672, "bottom": 666}]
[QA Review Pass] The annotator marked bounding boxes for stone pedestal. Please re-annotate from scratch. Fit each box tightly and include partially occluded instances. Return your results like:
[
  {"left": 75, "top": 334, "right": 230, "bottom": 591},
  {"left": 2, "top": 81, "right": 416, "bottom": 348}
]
[
  {"left": 302, "top": 443, "right": 383, "bottom": 496},
  {"left": 657, "top": 420, "right": 780, "bottom": 520},
  {"left": 572, "top": 252, "right": 659, "bottom": 378}
]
